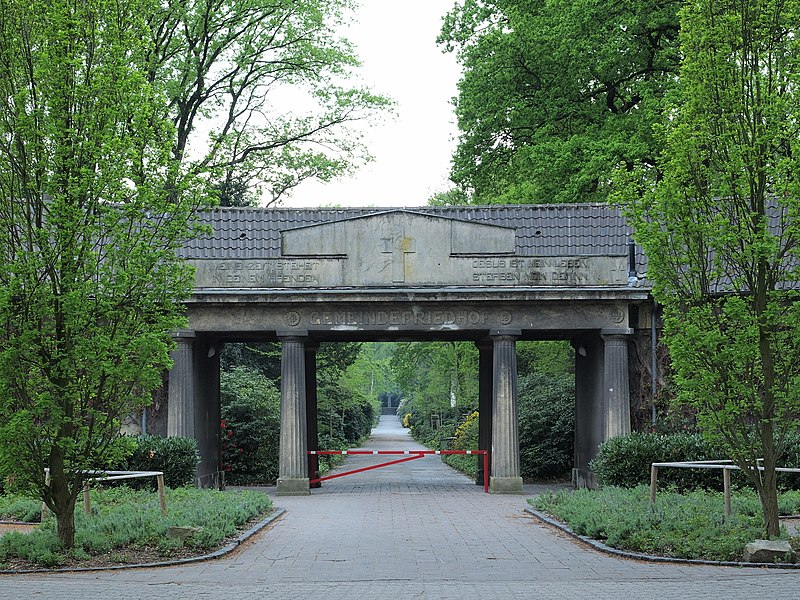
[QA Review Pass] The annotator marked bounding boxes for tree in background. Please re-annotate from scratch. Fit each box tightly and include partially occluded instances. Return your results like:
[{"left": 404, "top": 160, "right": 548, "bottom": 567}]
[
  {"left": 439, "top": 0, "right": 680, "bottom": 204},
  {"left": 0, "top": 0, "right": 208, "bottom": 547},
  {"left": 618, "top": 0, "right": 800, "bottom": 538},
  {"left": 146, "top": 0, "right": 391, "bottom": 205}
]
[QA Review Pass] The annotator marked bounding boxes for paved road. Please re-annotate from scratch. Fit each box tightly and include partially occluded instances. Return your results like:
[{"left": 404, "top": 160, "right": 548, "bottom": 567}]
[{"left": 3, "top": 416, "right": 800, "bottom": 599}]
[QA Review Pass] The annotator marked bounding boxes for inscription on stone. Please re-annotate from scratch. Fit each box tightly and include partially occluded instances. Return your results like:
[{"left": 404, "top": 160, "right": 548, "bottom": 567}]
[
  {"left": 308, "top": 309, "right": 491, "bottom": 327},
  {"left": 190, "top": 255, "right": 627, "bottom": 289},
  {"left": 198, "top": 260, "right": 321, "bottom": 286},
  {"left": 471, "top": 257, "right": 596, "bottom": 285}
]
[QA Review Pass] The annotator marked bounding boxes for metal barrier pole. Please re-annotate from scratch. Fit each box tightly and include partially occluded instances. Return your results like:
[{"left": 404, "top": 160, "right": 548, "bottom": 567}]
[{"left": 483, "top": 452, "right": 489, "bottom": 493}]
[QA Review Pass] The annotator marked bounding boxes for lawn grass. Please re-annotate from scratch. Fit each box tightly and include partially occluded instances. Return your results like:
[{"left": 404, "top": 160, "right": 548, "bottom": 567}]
[
  {"left": 0, "top": 486, "right": 272, "bottom": 568},
  {"left": 530, "top": 485, "right": 800, "bottom": 562}
]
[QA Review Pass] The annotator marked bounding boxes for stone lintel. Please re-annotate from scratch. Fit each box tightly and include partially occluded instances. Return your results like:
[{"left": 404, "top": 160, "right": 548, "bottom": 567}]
[
  {"left": 276, "top": 477, "right": 310, "bottom": 496},
  {"left": 489, "top": 476, "right": 524, "bottom": 494}
]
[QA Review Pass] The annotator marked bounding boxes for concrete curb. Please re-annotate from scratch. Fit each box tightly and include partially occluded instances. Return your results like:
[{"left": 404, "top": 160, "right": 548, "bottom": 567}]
[
  {"left": 0, "top": 507, "right": 286, "bottom": 575},
  {"left": 524, "top": 506, "right": 800, "bottom": 570}
]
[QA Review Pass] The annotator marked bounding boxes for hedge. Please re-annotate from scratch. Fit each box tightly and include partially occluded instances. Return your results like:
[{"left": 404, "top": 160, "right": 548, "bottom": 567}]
[
  {"left": 591, "top": 431, "right": 800, "bottom": 491},
  {"left": 123, "top": 435, "right": 200, "bottom": 489}
]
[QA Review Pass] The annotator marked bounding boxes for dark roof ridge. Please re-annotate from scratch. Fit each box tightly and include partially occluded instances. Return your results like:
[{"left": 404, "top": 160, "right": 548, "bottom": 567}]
[{"left": 204, "top": 202, "right": 617, "bottom": 212}]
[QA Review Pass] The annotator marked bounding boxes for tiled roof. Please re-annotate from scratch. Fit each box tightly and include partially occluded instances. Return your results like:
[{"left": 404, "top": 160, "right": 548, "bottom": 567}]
[{"left": 183, "top": 204, "right": 645, "bottom": 267}]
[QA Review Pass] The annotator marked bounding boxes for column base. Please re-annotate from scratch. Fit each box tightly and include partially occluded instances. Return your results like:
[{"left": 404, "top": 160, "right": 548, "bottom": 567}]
[
  {"left": 489, "top": 476, "right": 523, "bottom": 494},
  {"left": 276, "top": 477, "right": 310, "bottom": 496},
  {"left": 572, "top": 468, "right": 598, "bottom": 489}
]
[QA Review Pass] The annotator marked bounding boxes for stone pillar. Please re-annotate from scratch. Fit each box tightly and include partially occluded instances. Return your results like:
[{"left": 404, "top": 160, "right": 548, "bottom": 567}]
[
  {"left": 572, "top": 329, "right": 632, "bottom": 488},
  {"left": 601, "top": 330, "right": 632, "bottom": 440},
  {"left": 195, "top": 340, "right": 221, "bottom": 488},
  {"left": 490, "top": 330, "right": 523, "bottom": 494},
  {"left": 475, "top": 340, "right": 493, "bottom": 486},
  {"left": 168, "top": 330, "right": 196, "bottom": 438},
  {"left": 277, "top": 333, "right": 310, "bottom": 496},
  {"left": 305, "top": 342, "right": 320, "bottom": 488}
]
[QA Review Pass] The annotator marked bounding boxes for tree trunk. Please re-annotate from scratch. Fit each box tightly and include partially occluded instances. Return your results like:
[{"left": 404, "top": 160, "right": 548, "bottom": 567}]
[
  {"left": 758, "top": 477, "right": 781, "bottom": 539},
  {"left": 47, "top": 446, "right": 80, "bottom": 549}
]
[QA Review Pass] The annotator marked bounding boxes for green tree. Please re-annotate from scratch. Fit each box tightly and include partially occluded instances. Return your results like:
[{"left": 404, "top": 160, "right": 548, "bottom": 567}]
[
  {"left": 618, "top": 0, "right": 800, "bottom": 537},
  {"left": 147, "top": 0, "right": 392, "bottom": 204},
  {"left": 439, "top": 0, "right": 680, "bottom": 204},
  {"left": 0, "top": 0, "right": 207, "bottom": 548}
]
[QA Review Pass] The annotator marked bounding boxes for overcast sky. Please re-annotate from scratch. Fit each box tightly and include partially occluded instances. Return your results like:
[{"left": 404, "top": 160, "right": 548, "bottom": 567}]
[{"left": 282, "top": 0, "right": 461, "bottom": 210}]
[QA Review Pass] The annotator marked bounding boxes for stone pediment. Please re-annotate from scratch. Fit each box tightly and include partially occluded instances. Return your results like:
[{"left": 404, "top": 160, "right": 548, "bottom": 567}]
[
  {"left": 191, "top": 210, "right": 628, "bottom": 289},
  {"left": 281, "top": 210, "right": 516, "bottom": 258}
]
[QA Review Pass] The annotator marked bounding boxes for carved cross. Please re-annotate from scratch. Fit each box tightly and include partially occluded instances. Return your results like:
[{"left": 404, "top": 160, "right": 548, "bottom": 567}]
[{"left": 381, "top": 227, "right": 416, "bottom": 283}]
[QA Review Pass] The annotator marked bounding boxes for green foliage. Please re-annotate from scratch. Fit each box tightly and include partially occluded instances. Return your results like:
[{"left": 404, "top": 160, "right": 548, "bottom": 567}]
[
  {"left": 122, "top": 436, "right": 201, "bottom": 490},
  {"left": 616, "top": 0, "right": 800, "bottom": 538},
  {"left": 0, "top": 487, "right": 272, "bottom": 568},
  {"left": 439, "top": 0, "right": 679, "bottom": 204},
  {"left": 0, "top": 0, "right": 211, "bottom": 548},
  {"left": 0, "top": 494, "right": 42, "bottom": 523},
  {"left": 220, "top": 366, "right": 280, "bottom": 485},
  {"left": 148, "top": 0, "right": 392, "bottom": 204},
  {"left": 393, "top": 341, "right": 479, "bottom": 448},
  {"left": 532, "top": 486, "right": 800, "bottom": 562},
  {"left": 518, "top": 372, "right": 575, "bottom": 479},
  {"left": 592, "top": 432, "right": 800, "bottom": 491}
]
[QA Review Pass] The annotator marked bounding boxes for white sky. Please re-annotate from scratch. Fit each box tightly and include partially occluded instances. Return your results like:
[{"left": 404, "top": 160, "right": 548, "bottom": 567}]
[{"left": 281, "top": 0, "right": 461, "bottom": 209}]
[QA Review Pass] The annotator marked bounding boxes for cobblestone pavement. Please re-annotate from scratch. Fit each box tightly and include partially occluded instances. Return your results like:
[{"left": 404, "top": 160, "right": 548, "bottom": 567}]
[{"left": 4, "top": 416, "right": 800, "bottom": 599}]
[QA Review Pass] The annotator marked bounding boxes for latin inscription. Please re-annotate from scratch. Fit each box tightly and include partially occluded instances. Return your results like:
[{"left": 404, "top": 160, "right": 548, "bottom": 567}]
[
  {"left": 191, "top": 255, "right": 627, "bottom": 288},
  {"left": 206, "top": 260, "right": 320, "bottom": 286},
  {"left": 471, "top": 257, "right": 592, "bottom": 285}
]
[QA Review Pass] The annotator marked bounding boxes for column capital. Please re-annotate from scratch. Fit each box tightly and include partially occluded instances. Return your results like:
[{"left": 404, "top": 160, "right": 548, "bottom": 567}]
[
  {"left": 171, "top": 329, "right": 196, "bottom": 341},
  {"left": 277, "top": 330, "right": 309, "bottom": 341},
  {"left": 600, "top": 328, "right": 634, "bottom": 339},
  {"left": 489, "top": 329, "right": 522, "bottom": 340}
]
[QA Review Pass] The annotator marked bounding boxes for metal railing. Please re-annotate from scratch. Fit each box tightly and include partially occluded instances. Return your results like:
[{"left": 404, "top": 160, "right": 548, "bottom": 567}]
[{"left": 649, "top": 460, "right": 800, "bottom": 516}]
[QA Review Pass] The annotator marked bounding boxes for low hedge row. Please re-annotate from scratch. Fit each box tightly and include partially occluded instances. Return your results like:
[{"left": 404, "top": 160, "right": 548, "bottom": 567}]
[
  {"left": 121, "top": 435, "right": 200, "bottom": 489},
  {"left": 591, "top": 431, "right": 800, "bottom": 491}
]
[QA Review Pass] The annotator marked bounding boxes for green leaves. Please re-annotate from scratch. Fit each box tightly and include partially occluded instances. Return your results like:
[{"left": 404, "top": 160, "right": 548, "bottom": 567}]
[
  {"left": 0, "top": 0, "right": 212, "bottom": 547},
  {"left": 617, "top": 0, "right": 800, "bottom": 538},
  {"left": 440, "top": 0, "right": 680, "bottom": 204}
]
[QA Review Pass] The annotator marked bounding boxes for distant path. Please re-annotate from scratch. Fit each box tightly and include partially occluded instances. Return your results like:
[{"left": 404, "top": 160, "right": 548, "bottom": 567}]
[{"left": 3, "top": 415, "right": 800, "bottom": 599}]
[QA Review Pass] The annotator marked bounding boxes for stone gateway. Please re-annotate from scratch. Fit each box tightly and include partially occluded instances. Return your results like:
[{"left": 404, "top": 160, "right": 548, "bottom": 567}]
[{"left": 168, "top": 205, "right": 652, "bottom": 494}]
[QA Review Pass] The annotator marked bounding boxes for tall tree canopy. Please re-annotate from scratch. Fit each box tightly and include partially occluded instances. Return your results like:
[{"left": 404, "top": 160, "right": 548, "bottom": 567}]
[
  {"left": 439, "top": 0, "right": 680, "bottom": 204},
  {"left": 0, "top": 0, "right": 208, "bottom": 547},
  {"left": 147, "top": 0, "right": 391, "bottom": 205},
  {"left": 618, "top": 0, "right": 800, "bottom": 538}
]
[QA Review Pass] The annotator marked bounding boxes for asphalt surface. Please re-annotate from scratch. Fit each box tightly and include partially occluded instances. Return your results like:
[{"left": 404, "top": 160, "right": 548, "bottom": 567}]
[{"left": 3, "top": 415, "right": 800, "bottom": 599}]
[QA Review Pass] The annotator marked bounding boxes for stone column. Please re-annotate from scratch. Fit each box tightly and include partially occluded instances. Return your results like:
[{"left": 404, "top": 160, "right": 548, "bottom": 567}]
[
  {"left": 490, "top": 330, "right": 523, "bottom": 494},
  {"left": 277, "top": 333, "right": 310, "bottom": 496},
  {"left": 601, "top": 330, "right": 632, "bottom": 440},
  {"left": 475, "top": 340, "right": 493, "bottom": 486},
  {"left": 305, "top": 342, "right": 320, "bottom": 488},
  {"left": 168, "top": 330, "right": 196, "bottom": 438}
]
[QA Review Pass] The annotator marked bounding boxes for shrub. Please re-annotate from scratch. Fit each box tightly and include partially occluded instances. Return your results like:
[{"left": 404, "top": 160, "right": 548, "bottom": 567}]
[
  {"left": 124, "top": 435, "right": 200, "bottom": 489},
  {"left": 0, "top": 487, "right": 271, "bottom": 568},
  {"left": 220, "top": 366, "right": 280, "bottom": 485},
  {"left": 518, "top": 372, "right": 575, "bottom": 479},
  {"left": 589, "top": 432, "right": 800, "bottom": 491},
  {"left": 530, "top": 485, "right": 800, "bottom": 562}
]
